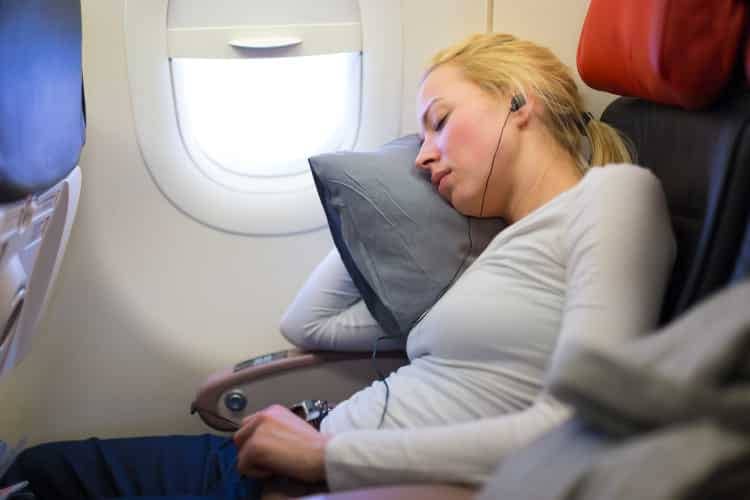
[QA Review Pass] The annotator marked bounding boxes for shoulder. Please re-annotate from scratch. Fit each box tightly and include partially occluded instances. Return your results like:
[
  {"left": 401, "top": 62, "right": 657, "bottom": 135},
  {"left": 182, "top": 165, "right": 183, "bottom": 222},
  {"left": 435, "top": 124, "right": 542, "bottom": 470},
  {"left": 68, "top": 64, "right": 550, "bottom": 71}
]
[
  {"left": 579, "top": 163, "right": 664, "bottom": 199},
  {"left": 566, "top": 163, "right": 668, "bottom": 221},
  {"left": 562, "top": 163, "right": 673, "bottom": 258}
]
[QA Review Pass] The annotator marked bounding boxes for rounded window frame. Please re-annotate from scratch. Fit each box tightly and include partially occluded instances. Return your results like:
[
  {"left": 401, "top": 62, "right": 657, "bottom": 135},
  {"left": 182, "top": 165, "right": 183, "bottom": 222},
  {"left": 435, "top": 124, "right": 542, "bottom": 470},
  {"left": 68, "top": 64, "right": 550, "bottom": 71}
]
[{"left": 124, "top": 0, "right": 403, "bottom": 235}]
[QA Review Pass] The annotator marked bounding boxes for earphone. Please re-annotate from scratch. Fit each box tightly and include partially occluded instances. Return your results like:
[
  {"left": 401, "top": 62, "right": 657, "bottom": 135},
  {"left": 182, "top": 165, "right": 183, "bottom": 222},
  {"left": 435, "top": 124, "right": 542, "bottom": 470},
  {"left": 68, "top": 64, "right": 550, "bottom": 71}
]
[{"left": 510, "top": 94, "right": 526, "bottom": 112}]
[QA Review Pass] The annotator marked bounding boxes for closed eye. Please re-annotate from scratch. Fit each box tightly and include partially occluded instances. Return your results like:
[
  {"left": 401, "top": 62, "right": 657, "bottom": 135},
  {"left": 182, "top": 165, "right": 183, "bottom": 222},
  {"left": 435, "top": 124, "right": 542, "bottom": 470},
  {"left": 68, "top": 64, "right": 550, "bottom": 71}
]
[{"left": 435, "top": 114, "right": 448, "bottom": 131}]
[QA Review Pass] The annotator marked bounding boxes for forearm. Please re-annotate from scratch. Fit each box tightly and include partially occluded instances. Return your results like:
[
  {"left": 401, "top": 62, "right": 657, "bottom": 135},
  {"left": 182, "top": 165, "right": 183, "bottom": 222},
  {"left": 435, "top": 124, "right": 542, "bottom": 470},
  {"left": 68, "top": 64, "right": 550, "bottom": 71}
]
[
  {"left": 323, "top": 396, "right": 571, "bottom": 491},
  {"left": 280, "top": 249, "right": 403, "bottom": 351}
]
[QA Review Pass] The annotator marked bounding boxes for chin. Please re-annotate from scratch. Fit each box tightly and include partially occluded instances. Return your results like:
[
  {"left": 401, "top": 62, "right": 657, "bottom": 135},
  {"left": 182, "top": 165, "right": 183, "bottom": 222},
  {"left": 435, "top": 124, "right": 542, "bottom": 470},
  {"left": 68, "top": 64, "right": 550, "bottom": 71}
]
[
  {"left": 451, "top": 199, "right": 478, "bottom": 217},
  {"left": 447, "top": 187, "right": 481, "bottom": 217}
]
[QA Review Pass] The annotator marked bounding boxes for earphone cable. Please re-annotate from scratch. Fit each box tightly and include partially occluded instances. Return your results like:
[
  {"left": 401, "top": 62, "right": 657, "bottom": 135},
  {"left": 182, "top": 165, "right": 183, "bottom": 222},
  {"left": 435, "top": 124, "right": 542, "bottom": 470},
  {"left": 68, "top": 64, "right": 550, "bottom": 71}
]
[
  {"left": 372, "top": 333, "right": 404, "bottom": 429},
  {"left": 480, "top": 105, "right": 514, "bottom": 217}
]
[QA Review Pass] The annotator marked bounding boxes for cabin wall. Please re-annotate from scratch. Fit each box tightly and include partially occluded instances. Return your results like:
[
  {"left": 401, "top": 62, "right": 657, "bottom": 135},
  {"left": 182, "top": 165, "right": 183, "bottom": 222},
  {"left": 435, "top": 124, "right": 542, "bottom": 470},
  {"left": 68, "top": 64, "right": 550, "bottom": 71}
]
[
  {"left": 491, "top": 0, "right": 618, "bottom": 118},
  {"left": 0, "top": 0, "right": 612, "bottom": 445}
]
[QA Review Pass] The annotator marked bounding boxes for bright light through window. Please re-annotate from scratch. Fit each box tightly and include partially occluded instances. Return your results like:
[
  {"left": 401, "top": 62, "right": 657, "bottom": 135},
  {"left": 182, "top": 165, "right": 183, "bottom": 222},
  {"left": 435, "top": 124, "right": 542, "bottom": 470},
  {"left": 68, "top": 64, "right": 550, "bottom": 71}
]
[{"left": 171, "top": 53, "right": 361, "bottom": 180}]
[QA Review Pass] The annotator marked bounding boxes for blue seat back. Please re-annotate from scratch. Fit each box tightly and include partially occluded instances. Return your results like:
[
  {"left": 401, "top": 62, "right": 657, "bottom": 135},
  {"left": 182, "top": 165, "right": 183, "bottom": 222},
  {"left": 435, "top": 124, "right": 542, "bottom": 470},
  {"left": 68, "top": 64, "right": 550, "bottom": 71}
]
[{"left": 0, "top": 0, "right": 85, "bottom": 201}]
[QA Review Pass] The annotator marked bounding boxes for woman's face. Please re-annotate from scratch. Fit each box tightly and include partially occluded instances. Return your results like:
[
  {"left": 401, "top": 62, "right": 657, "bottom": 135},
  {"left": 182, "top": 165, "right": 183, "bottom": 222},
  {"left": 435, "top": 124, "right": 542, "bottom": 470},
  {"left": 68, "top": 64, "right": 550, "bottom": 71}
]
[{"left": 416, "top": 64, "right": 515, "bottom": 217}]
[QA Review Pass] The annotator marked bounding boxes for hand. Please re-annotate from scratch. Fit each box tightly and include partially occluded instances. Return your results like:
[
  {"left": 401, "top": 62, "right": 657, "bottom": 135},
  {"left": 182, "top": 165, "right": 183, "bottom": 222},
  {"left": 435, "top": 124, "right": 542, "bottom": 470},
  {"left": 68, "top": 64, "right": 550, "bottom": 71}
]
[{"left": 233, "top": 404, "right": 332, "bottom": 482}]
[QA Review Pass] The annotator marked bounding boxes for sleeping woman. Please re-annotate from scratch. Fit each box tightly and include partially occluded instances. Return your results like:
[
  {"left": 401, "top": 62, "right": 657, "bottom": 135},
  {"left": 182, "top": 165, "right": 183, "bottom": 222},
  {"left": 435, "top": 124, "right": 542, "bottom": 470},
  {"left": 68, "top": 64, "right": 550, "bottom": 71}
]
[{"left": 2, "top": 33, "right": 675, "bottom": 499}]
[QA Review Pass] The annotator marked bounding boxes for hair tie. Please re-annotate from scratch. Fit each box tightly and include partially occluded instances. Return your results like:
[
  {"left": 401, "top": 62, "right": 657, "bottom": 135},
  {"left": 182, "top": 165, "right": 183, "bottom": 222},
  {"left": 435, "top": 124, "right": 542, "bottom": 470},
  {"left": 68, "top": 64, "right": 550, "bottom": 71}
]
[
  {"left": 578, "top": 112, "right": 594, "bottom": 164},
  {"left": 580, "top": 134, "right": 593, "bottom": 164},
  {"left": 573, "top": 111, "right": 593, "bottom": 136}
]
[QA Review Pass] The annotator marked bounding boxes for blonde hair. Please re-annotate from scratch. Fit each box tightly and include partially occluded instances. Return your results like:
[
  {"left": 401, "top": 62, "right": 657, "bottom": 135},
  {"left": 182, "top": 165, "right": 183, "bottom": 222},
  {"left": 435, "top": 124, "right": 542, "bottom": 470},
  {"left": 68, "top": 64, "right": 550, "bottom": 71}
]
[{"left": 425, "top": 33, "right": 634, "bottom": 173}]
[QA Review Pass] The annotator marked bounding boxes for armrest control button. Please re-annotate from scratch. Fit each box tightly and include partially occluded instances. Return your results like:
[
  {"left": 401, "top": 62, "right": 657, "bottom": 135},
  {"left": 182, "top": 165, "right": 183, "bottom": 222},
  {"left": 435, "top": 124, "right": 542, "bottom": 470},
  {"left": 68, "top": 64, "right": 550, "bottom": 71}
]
[{"left": 224, "top": 391, "right": 247, "bottom": 412}]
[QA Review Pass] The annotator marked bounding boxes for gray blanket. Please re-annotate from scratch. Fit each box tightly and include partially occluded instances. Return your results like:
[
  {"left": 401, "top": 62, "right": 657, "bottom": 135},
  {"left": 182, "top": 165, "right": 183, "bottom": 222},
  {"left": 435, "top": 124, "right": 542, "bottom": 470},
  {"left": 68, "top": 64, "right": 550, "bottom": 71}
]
[{"left": 479, "top": 280, "right": 750, "bottom": 500}]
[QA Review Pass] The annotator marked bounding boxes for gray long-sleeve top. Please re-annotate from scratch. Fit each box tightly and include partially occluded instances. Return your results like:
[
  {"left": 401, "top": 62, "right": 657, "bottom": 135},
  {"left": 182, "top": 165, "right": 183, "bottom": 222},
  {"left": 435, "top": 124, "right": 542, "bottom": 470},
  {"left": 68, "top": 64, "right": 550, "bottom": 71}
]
[{"left": 280, "top": 164, "right": 676, "bottom": 491}]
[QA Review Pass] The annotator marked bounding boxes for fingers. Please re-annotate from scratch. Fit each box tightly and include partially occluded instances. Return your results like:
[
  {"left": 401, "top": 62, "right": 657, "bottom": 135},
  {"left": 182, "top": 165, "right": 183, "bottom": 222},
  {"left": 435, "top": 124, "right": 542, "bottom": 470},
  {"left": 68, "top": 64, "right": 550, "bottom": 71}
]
[
  {"left": 232, "top": 404, "right": 328, "bottom": 482},
  {"left": 235, "top": 428, "right": 269, "bottom": 477},
  {"left": 233, "top": 404, "right": 285, "bottom": 446},
  {"left": 233, "top": 405, "right": 287, "bottom": 477},
  {"left": 232, "top": 413, "right": 261, "bottom": 448},
  {"left": 240, "top": 464, "right": 273, "bottom": 479}
]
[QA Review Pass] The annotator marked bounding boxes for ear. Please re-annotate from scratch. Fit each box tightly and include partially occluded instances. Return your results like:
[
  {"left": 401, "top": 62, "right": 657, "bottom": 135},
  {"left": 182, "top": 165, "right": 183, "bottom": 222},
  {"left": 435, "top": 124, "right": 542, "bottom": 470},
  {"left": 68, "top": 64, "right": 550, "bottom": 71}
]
[{"left": 511, "top": 92, "right": 534, "bottom": 129}]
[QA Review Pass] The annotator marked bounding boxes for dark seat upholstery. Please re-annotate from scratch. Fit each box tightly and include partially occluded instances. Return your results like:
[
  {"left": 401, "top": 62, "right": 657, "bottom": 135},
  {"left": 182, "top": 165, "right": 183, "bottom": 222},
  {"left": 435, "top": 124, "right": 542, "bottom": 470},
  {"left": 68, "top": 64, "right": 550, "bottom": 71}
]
[
  {"left": 602, "top": 86, "right": 750, "bottom": 324},
  {"left": 731, "top": 217, "right": 750, "bottom": 283}
]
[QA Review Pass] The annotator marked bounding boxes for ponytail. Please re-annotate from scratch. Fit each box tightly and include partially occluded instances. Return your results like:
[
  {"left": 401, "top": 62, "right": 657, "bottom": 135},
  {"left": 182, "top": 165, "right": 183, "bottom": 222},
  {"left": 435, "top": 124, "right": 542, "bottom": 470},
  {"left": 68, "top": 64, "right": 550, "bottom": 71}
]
[{"left": 584, "top": 118, "right": 635, "bottom": 169}]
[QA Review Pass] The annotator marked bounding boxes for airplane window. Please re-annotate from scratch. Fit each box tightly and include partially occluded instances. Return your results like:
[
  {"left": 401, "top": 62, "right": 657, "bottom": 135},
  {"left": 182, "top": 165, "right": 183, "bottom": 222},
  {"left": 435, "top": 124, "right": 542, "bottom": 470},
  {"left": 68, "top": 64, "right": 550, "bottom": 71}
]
[
  {"left": 171, "top": 52, "right": 361, "bottom": 192},
  {"left": 124, "top": 0, "right": 401, "bottom": 234}
]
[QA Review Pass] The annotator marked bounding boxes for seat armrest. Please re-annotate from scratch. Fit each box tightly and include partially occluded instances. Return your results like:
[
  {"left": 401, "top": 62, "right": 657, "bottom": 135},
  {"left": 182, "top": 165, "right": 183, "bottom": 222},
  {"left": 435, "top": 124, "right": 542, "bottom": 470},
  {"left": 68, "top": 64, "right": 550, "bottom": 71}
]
[
  {"left": 192, "top": 349, "right": 408, "bottom": 431},
  {"left": 298, "top": 484, "right": 476, "bottom": 500},
  {"left": 260, "top": 482, "right": 476, "bottom": 500}
]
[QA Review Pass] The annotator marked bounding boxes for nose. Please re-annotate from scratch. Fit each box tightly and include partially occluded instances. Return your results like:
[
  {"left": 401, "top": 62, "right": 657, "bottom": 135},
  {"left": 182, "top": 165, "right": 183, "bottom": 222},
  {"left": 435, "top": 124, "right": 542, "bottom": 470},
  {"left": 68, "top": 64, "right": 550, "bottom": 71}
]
[{"left": 415, "top": 137, "right": 439, "bottom": 170}]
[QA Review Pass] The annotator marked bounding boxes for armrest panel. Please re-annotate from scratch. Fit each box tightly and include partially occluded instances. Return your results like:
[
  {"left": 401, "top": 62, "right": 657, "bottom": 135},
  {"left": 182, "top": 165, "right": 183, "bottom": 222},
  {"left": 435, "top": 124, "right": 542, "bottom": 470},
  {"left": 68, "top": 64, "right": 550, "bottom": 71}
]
[
  {"left": 192, "top": 349, "right": 408, "bottom": 431},
  {"left": 300, "top": 484, "right": 476, "bottom": 500}
]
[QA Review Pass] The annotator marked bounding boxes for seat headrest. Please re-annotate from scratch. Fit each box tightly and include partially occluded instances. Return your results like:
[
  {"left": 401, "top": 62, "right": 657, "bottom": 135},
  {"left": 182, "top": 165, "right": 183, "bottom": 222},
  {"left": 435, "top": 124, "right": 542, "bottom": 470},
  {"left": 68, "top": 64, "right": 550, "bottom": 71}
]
[{"left": 578, "top": 0, "right": 748, "bottom": 110}]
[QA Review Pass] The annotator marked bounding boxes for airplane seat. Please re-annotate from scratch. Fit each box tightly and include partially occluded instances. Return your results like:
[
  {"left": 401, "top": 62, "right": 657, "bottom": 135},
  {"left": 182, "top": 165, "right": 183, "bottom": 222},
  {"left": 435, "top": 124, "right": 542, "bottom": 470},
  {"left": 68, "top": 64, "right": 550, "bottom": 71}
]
[
  {"left": 0, "top": 0, "right": 84, "bottom": 379},
  {"left": 601, "top": 87, "right": 750, "bottom": 325},
  {"left": 584, "top": 0, "right": 750, "bottom": 325},
  {"left": 192, "top": 1, "right": 750, "bottom": 498}
]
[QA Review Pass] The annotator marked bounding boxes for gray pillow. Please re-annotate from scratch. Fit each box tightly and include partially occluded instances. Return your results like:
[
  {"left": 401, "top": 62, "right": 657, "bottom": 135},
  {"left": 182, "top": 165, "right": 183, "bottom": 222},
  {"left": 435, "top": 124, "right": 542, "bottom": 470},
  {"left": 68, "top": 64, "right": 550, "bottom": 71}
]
[{"left": 309, "top": 135, "right": 505, "bottom": 337}]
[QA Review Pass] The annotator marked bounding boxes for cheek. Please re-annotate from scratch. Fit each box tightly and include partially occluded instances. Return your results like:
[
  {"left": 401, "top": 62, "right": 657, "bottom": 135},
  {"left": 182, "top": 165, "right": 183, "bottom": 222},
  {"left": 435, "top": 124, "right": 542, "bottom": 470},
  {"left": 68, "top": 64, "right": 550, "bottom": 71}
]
[
  {"left": 442, "top": 119, "right": 496, "bottom": 215},
  {"left": 442, "top": 118, "right": 490, "bottom": 171},
  {"left": 442, "top": 120, "right": 473, "bottom": 158}
]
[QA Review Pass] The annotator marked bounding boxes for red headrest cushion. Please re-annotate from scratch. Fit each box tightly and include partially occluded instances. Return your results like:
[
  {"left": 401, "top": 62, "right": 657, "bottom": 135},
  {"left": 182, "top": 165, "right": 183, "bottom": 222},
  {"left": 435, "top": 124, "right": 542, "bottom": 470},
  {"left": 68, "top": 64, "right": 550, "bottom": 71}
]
[{"left": 578, "top": 0, "right": 747, "bottom": 110}]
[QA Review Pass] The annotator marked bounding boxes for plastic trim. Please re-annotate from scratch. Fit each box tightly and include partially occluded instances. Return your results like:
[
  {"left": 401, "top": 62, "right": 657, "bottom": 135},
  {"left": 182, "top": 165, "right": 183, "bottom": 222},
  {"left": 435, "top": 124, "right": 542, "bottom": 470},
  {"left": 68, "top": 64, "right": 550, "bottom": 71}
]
[
  {"left": 123, "top": 0, "right": 402, "bottom": 235},
  {"left": 169, "top": 23, "right": 361, "bottom": 58}
]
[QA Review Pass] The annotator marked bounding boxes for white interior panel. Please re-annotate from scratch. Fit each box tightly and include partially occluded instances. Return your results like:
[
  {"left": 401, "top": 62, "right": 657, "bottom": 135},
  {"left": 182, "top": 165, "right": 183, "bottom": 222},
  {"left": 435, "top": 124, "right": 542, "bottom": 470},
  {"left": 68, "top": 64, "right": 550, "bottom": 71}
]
[
  {"left": 399, "top": 0, "right": 490, "bottom": 134},
  {"left": 168, "top": 23, "right": 363, "bottom": 59},
  {"left": 168, "top": 0, "right": 361, "bottom": 28},
  {"left": 0, "top": 169, "right": 81, "bottom": 379},
  {"left": 354, "top": 0, "right": 403, "bottom": 149},
  {"left": 492, "top": 0, "right": 617, "bottom": 118}
]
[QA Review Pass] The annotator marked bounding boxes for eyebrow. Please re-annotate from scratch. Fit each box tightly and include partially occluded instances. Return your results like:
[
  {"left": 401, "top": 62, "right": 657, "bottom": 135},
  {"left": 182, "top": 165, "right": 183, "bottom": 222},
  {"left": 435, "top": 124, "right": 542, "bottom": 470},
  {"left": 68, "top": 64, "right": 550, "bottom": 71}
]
[{"left": 418, "top": 97, "right": 443, "bottom": 140}]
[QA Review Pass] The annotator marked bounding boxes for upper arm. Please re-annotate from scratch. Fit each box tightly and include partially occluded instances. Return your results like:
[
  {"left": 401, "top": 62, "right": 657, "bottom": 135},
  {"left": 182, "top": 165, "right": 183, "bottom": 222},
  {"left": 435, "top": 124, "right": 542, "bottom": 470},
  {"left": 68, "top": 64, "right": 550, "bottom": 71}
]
[{"left": 550, "top": 166, "right": 676, "bottom": 374}]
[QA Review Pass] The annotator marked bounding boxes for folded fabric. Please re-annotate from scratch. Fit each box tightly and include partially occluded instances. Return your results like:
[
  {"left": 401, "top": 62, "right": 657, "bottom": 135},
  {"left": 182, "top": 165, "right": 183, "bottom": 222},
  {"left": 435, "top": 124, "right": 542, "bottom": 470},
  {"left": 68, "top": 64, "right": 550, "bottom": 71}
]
[
  {"left": 478, "top": 279, "right": 750, "bottom": 500},
  {"left": 548, "top": 279, "right": 750, "bottom": 436},
  {"left": 478, "top": 418, "right": 750, "bottom": 500}
]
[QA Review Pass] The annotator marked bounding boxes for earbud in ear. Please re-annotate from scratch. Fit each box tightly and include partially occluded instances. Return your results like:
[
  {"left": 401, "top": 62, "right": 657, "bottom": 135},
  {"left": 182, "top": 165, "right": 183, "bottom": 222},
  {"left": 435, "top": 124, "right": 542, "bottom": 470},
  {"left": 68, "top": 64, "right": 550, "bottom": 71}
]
[{"left": 510, "top": 94, "right": 526, "bottom": 112}]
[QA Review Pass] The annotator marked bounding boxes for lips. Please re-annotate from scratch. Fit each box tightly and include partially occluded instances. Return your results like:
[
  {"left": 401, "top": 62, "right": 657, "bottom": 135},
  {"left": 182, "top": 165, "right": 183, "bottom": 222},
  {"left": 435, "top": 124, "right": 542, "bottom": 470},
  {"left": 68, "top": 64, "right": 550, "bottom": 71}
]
[{"left": 431, "top": 169, "right": 451, "bottom": 189}]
